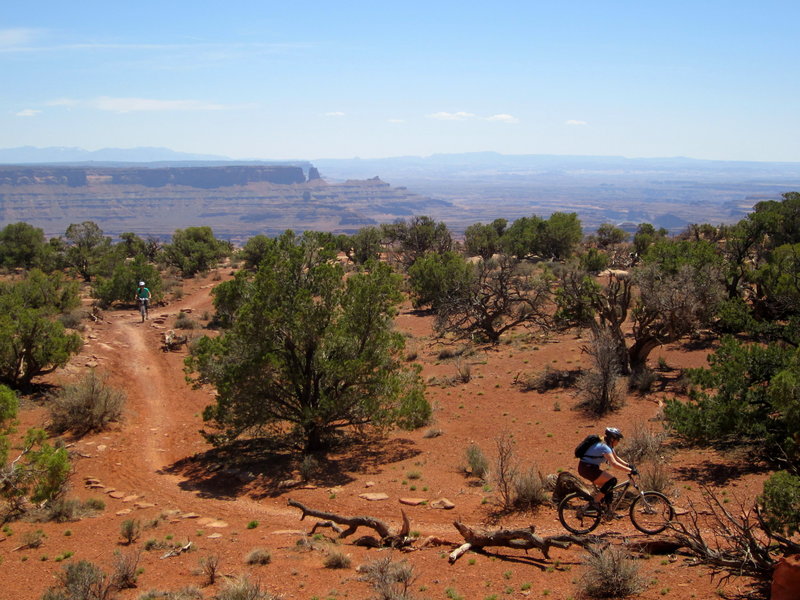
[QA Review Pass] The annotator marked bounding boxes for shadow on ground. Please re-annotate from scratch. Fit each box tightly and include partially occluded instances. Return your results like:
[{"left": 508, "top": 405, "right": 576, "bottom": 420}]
[{"left": 162, "top": 436, "right": 420, "bottom": 500}]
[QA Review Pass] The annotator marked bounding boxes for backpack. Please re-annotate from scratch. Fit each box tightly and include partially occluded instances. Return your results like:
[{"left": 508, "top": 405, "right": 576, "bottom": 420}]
[{"left": 574, "top": 434, "right": 601, "bottom": 459}]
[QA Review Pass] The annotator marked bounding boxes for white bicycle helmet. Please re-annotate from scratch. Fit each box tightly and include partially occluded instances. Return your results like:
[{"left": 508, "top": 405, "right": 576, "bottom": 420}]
[
  {"left": 139, "top": 281, "right": 145, "bottom": 287},
  {"left": 604, "top": 427, "right": 624, "bottom": 441}
]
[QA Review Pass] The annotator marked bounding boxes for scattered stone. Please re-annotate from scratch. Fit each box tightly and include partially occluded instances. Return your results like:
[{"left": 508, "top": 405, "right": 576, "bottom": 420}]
[
  {"left": 359, "top": 492, "right": 389, "bottom": 502},
  {"left": 181, "top": 512, "right": 200, "bottom": 519},
  {"left": 134, "top": 502, "right": 156, "bottom": 509},
  {"left": 430, "top": 498, "right": 455, "bottom": 510},
  {"left": 115, "top": 509, "right": 132, "bottom": 516},
  {"left": 96, "top": 445, "right": 107, "bottom": 452},
  {"left": 108, "top": 491, "right": 126, "bottom": 499},
  {"left": 85, "top": 360, "right": 99, "bottom": 368},
  {"left": 196, "top": 517, "right": 215, "bottom": 526},
  {"left": 270, "top": 530, "right": 306, "bottom": 536},
  {"left": 87, "top": 484, "right": 105, "bottom": 490},
  {"left": 207, "top": 533, "right": 223, "bottom": 539},
  {"left": 122, "top": 495, "right": 140, "bottom": 503},
  {"left": 365, "top": 481, "right": 376, "bottom": 488},
  {"left": 103, "top": 488, "right": 116, "bottom": 494},
  {"left": 299, "top": 484, "right": 317, "bottom": 490},
  {"left": 399, "top": 498, "right": 427, "bottom": 506},
  {"left": 84, "top": 478, "right": 101, "bottom": 485}
]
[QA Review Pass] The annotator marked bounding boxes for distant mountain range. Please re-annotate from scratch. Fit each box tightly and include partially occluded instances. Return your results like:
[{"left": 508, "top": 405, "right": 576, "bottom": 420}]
[{"left": 0, "top": 145, "right": 235, "bottom": 164}]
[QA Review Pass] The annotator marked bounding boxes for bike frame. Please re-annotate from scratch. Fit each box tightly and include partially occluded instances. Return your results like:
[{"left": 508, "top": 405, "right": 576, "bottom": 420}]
[{"left": 583, "top": 476, "right": 642, "bottom": 514}]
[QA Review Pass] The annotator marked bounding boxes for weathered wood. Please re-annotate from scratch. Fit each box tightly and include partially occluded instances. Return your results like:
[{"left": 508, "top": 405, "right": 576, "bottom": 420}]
[
  {"left": 552, "top": 471, "right": 594, "bottom": 504},
  {"left": 287, "top": 498, "right": 412, "bottom": 548},
  {"left": 161, "top": 541, "right": 192, "bottom": 559},
  {"left": 450, "top": 521, "right": 590, "bottom": 563}
]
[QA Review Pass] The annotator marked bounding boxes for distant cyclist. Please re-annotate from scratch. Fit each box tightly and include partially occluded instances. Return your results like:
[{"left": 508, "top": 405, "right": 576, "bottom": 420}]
[
  {"left": 578, "top": 427, "right": 637, "bottom": 509},
  {"left": 135, "top": 281, "right": 151, "bottom": 320}
]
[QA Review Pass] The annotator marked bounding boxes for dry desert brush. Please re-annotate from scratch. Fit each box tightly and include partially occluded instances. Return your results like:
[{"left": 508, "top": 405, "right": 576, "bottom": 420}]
[
  {"left": 667, "top": 483, "right": 800, "bottom": 583},
  {"left": 49, "top": 370, "right": 125, "bottom": 436},
  {"left": 578, "top": 545, "right": 646, "bottom": 598}
]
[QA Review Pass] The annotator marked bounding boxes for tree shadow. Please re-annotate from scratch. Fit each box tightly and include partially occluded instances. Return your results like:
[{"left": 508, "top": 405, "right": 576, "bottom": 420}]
[
  {"left": 673, "top": 457, "right": 772, "bottom": 486},
  {"left": 162, "top": 436, "right": 421, "bottom": 500}
]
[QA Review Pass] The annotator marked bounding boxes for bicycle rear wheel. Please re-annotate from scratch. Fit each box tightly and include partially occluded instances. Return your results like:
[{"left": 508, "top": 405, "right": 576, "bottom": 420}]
[
  {"left": 558, "top": 492, "right": 601, "bottom": 534},
  {"left": 140, "top": 302, "right": 146, "bottom": 322},
  {"left": 629, "top": 491, "right": 674, "bottom": 534}
]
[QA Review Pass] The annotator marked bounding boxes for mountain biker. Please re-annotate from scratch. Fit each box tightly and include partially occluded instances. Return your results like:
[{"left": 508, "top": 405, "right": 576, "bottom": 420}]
[
  {"left": 135, "top": 281, "right": 151, "bottom": 319},
  {"left": 578, "top": 427, "right": 637, "bottom": 509}
]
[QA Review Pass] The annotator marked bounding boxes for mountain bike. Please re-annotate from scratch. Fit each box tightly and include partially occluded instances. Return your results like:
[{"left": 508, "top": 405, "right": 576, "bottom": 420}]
[
  {"left": 138, "top": 297, "right": 149, "bottom": 322},
  {"left": 557, "top": 473, "right": 674, "bottom": 535}
]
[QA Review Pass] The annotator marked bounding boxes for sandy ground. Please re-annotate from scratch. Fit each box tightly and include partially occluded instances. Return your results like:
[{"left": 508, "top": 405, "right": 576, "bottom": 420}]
[{"left": 1, "top": 269, "right": 773, "bottom": 600}]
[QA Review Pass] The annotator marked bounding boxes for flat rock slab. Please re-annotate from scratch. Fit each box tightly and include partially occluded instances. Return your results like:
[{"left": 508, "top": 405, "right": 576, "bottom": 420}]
[
  {"left": 181, "top": 512, "right": 201, "bottom": 519},
  {"left": 430, "top": 498, "right": 456, "bottom": 510},
  {"left": 122, "top": 495, "right": 140, "bottom": 503},
  {"left": 270, "top": 530, "right": 306, "bottom": 536},
  {"left": 196, "top": 517, "right": 216, "bottom": 525},
  {"left": 116, "top": 509, "right": 132, "bottom": 516},
  {"left": 399, "top": 497, "right": 427, "bottom": 506},
  {"left": 359, "top": 492, "right": 389, "bottom": 502},
  {"left": 207, "top": 520, "right": 228, "bottom": 528},
  {"left": 207, "top": 533, "right": 223, "bottom": 539},
  {"left": 134, "top": 502, "right": 156, "bottom": 509},
  {"left": 108, "top": 491, "right": 126, "bottom": 500}
]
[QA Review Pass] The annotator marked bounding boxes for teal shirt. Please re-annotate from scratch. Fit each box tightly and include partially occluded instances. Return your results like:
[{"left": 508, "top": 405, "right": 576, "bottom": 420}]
[{"left": 136, "top": 287, "right": 150, "bottom": 299}]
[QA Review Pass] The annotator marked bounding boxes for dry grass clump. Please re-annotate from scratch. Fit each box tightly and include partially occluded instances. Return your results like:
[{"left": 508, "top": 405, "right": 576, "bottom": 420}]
[
  {"left": 578, "top": 545, "right": 646, "bottom": 598},
  {"left": 139, "top": 588, "right": 203, "bottom": 600},
  {"left": 516, "top": 366, "right": 581, "bottom": 392},
  {"left": 513, "top": 466, "right": 551, "bottom": 510},
  {"left": 49, "top": 370, "right": 125, "bottom": 436},
  {"left": 216, "top": 575, "right": 279, "bottom": 600},
  {"left": 618, "top": 422, "right": 667, "bottom": 465},
  {"left": 323, "top": 549, "right": 352, "bottom": 569},
  {"left": 464, "top": 443, "right": 489, "bottom": 479},
  {"left": 245, "top": 548, "right": 271, "bottom": 565},
  {"left": 359, "top": 556, "right": 418, "bottom": 600}
]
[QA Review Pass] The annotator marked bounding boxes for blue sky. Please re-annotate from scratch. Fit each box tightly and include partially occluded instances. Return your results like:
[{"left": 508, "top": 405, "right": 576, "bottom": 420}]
[{"left": 2, "top": 1, "right": 799, "bottom": 162}]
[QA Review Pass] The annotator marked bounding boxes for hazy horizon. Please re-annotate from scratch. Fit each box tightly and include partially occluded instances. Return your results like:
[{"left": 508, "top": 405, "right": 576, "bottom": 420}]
[{"left": 3, "top": 2, "right": 800, "bottom": 163}]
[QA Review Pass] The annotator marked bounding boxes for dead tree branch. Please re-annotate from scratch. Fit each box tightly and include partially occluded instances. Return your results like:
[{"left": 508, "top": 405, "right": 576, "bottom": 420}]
[
  {"left": 449, "top": 521, "right": 593, "bottom": 563},
  {"left": 287, "top": 498, "right": 413, "bottom": 548}
]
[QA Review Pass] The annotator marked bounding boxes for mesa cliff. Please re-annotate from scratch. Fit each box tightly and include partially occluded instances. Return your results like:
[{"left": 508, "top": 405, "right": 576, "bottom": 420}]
[{"left": 0, "top": 165, "right": 449, "bottom": 241}]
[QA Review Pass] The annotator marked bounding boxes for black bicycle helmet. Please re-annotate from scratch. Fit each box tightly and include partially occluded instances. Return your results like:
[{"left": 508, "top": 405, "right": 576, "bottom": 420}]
[{"left": 604, "top": 427, "right": 623, "bottom": 441}]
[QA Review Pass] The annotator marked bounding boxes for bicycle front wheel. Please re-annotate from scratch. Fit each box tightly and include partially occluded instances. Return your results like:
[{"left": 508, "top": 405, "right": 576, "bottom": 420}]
[
  {"left": 558, "top": 492, "right": 601, "bottom": 534},
  {"left": 629, "top": 491, "right": 674, "bottom": 535}
]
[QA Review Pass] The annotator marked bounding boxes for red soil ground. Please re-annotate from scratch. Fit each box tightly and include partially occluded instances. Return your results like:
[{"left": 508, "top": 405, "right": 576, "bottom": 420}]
[{"left": 1, "top": 270, "right": 773, "bottom": 600}]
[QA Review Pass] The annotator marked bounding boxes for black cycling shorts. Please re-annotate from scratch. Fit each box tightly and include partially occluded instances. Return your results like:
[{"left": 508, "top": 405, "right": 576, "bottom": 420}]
[{"left": 578, "top": 460, "right": 603, "bottom": 482}]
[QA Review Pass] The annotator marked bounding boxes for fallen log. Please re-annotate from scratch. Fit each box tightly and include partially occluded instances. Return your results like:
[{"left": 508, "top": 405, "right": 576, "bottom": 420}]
[
  {"left": 449, "top": 521, "right": 592, "bottom": 563},
  {"left": 287, "top": 498, "right": 413, "bottom": 548}
]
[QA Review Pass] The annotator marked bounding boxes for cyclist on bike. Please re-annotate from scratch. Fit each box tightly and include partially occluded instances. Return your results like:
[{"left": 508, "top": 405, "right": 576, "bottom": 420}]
[
  {"left": 135, "top": 281, "right": 151, "bottom": 320},
  {"left": 578, "top": 427, "right": 636, "bottom": 510}
]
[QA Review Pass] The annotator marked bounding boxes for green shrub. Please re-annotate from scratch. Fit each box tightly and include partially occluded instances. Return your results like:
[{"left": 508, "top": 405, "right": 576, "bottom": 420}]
[
  {"left": 120, "top": 519, "right": 141, "bottom": 545},
  {"left": 41, "top": 560, "right": 113, "bottom": 600},
  {"left": 760, "top": 471, "right": 800, "bottom": 536},
  {"left": 49, "top": 370, "right": 125, "bottom": 436}
]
